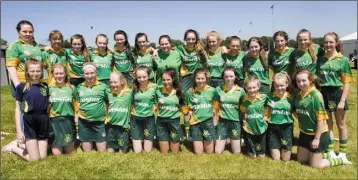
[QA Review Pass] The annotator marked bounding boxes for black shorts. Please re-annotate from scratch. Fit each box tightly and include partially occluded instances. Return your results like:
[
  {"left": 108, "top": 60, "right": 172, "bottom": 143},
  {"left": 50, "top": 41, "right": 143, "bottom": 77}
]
[
  {"left": 298, "top": 131, "right": 329, "bottom": 153},
  {"left": 267, "top": 123, "right": 293, "bottom": 151},
  {"left": 23, "top": 113, "right": 49, "bottom": 140},
  {"left": 321, "top": 86, "right": 348, "bottom": 112}
]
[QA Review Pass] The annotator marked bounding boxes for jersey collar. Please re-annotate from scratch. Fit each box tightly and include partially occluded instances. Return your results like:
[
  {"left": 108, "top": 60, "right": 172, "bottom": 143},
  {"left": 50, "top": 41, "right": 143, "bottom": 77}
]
[
  {"left": 299, "top": 85, "right": 316, "bottom": 98},
  {"left": 82, "top": 80, "right": 100, "bottom": 87},
  {"left": 275, "top": 46, "right": 289, "bottom": 54},
  {"left": 140, "top": 82, "right": 152, "bottom": 91},
  {"left": 17, "top": 37, "right": 35, "bottom": 46},
  {"left": 273, "top": 91, "right": 291, "bottom": 99},
  {"left": 324, "top": 52, "right": 343, "bottom": 60},
  {"left": 223, "top": 84, "right": 240, "bottom": 93},
  {"left": 244, "top": 93, "right": 261, "bottom": 103},
  {"left": 194, "top": 85, "right": 209, "bottom": 93},
  {"left": 95, "top": 49, "right": 111, "bottom": 55}
]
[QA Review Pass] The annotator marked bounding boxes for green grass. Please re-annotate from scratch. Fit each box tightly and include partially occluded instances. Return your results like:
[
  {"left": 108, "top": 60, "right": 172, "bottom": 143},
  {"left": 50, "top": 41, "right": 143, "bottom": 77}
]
[{"left": 1, "top": 70, "right": 357, "bottom": 179}]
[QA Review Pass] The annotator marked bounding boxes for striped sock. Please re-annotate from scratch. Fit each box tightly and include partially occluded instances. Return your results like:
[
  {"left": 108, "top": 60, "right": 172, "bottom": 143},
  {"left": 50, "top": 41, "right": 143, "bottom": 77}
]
[
  {"left": 328, "top": 158, "right": 344, "bottom": 167},
  {"left": 323, "top": 153, "right": 331, "bottom": 159},
  {"left": 327, "top": 140, "right": 335, "bottom": 152},
  {"left": 339, "top": 139, "right": 347, "bottom": 153}
]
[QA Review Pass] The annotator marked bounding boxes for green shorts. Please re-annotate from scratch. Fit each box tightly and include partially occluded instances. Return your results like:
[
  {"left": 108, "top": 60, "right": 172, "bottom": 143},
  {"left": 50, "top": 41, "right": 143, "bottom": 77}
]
[
  {"left": 70, "top": 78, "right": 85, "bottom": 87},
  {"left": 78, "top": 118, "right": 106, "bottom": 142},
  {"left": 49, "top": 116, "right": 74, "bottom": 147},
  {"left": 321, "top": 86, "right": 348, "bottom": 112},
  {"left": 259, "top": 84, "right": 271, "bottom": 95},
  {"left": 181, "top": 74, "right": 194, "bottom": 93},
  {"left": 190, "top": 118, "right": 216, "bottom": 141},
  {"left": 130, "top": 115, "right": 156, "bottom": 141},
  {"left": 106, "top": 124, "right": 129, "bottom": 150},
  {"left": 267, "top": 123, "right": 293, "bottom": 151},
  {"left": 244, "top": 132, "right": 266, "bottom": 155},
  {"left": 209, "top": 78, "right": 223, "bottom": 88},
  {"left": 122, "top": 72, "right": 134, "bottom": 87},
  {"left": 216, "top": 118, "right": 241, "bottom": 140},
  {"left": 157, "top": 117, "right": 181, "bottom": 142},
  {"left": 99, "top": 79, "right": 110, "bottom": 86},
  {"left": 298, "top": 131, "right": 329, "bottom": 153}
]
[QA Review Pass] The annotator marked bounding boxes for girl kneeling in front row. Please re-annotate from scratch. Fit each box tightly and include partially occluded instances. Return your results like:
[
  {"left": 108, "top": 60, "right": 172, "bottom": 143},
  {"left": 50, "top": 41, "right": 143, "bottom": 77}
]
[
  {"left": 265, "top": 72, "right": 294, "bottom": 161},
  {"left": 294, "top": 69, "right": 351, "bottom": 168},
  {"left": 183, "top": 68, "right": 218, "bottom": 154},
  {"left": 240, "top": 76, "right": 268, "bottom": 158},
  {"left": 106, "top": 72, "right": 132, "bottom": 154}
]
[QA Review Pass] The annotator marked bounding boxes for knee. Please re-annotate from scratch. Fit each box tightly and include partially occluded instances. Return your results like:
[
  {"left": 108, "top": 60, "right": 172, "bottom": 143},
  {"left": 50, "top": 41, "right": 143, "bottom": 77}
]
[
  {"left": 52, "top": 151, "right": 62, "bottom": 156},
  {"left": 309, "top": 162, "right": 324, "bottom": 169}
]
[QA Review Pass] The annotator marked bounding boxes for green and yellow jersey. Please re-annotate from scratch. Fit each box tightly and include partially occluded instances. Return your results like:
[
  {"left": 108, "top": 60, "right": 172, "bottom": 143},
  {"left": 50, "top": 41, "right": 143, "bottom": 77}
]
[
  {"left": 6, "top": 38, "right": 44, "bottom": 82},
  {"left": 268, "top": 47, "right": 294, "bottom": 74},
  {"left": 293, "top": 86, "right": 329, "bottom": 135},
  {"left": 90, "top": 49, "right": 113, "bottom": 80},
  {"left": 182, "top": 85, "right": 219, "bottom": 125},
  {"left": 156, "top": 87, "right": 182, "bottom": 119},
  {"left": 176, "top": 45, "right": 203, "bottom": 77},
  {"left": 131, "top": 82, "right": 158, "bottom": 117},
  {"left": 106, "top": 87, "right": 132, "bottom": 128},
  {"left": 49, "top": 83, "right": 76, "bottom": 118},
  {"left": 206, "top": 48, "right": 225, "bottom": 78},
  {"left": 155, "top": 50, "right": 182, "bottom": 86},
  {"left": 225, "top": 51, "right": 246, "bottom": 81},
  {"left": 216, "top": 84, "right": 245, "bottom": 121},
  {"left": 43, "top": 49, "right": 67, "bottom": 84},
  {"left": 66, "top": 49, "right": 88, "bottom": 79},
  {"left": 112, "top": 45, "right": 134, "bottom": 74},
  {"left": 265, "top": 92, "right": 294, "bottom": 124},
  {"left": 317, "top": 52, "right": 355, "bottom": 87},
  {"left": 290, "top": 44, "right": 321, "bottom": 74},
  {"left": 75, "top": 80, "right": 110, "bottom": 121},
  {"left": 134, "top": 49, "right": 155, "bottom": 80},
  {"left": 240, "top": 93, "right": 268, "bottom": 135},
  {"left": 243, "top": 55, "right": 271, "bottom": 86}
]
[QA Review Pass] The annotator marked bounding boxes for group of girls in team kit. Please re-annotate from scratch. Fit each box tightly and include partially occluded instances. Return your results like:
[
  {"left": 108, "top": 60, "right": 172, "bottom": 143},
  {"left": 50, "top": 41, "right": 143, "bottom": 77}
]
[{"left": 2, "top": 20, "right": 354, "bottom": 168}]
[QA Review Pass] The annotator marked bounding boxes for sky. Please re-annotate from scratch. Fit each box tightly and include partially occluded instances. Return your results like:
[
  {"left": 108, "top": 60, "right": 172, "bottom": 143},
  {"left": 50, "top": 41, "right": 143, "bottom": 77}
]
[{"left": 1, "top": 1, "right": 357, "bottom": 48}]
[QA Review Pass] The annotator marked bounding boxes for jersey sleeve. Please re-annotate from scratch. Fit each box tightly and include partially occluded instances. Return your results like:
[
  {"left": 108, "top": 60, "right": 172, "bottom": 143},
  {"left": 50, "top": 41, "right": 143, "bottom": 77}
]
[
  {"left": 313, "top": 91, "right": 328, "bottom": 121},
  {"left": 341, "top": 57, "right": 354, "bottom": 83},
  {"left": 6, "top": 42, "right": 20, "bottom": 67},
  {"left": 212, "top": 88, "right": 219, "bottom": 111},
  {"left": 15, "top": 83, "right": 25, "bottom": 102}
]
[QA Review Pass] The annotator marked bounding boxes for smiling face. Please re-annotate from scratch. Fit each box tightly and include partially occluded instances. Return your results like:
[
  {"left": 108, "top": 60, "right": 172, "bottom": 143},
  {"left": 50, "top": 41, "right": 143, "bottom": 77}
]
[
  {"left": 96, "top": 36, "right": 108, "bottom": 52},
  {"left": 110, "top": 73, "right": 122, "bottom": 91},
  {"left": 229, "top": 39, "right": 241, "bottom": 54},
  {"left": 296, "top": 72, "right": 311, "bottom": 92},
  {"left": 27, "top": 64, "right": 42, "bottom": 81},
  {"left": 18, "top": 24, "right": 34, "bottom": 43},
  {"left": 72, "top": 38, "right": 83, "bottom": 53},
  {"left": 136, "top": 69, "right": 149, "bottom": 87},
  {"left": 297, "top": 32, "right": 310, "bottom": 50},
  {"left": 208, "top": 36, "right": 219, "bottom": 51},
  {"left": 162, "top": 73, "right": 173, "bottom": 90},
  {"left": 137, "top": 36, "right": 147, "bottom": 51},
  {"left": 273, "top": 78, "right": 288, "bottom": 96},
  {"left": 185, "top": 32, "right": 197, "bottom": 48},
  {"left": 114, "top": 34, "right": 126, "bottom": 48},
  {"left": 195, "top": 72, "right": 207, "bottom": 89},
  {"left": 224, "top": 70, "right": 236, "bottom": 86},
  {"left": 83, "top": 66, "right": 96, "bottom": 83},
  {"left": 51, "top": 33, "right": 62, "bottom": 50},
  {"left": 249, "top": 41, "right": 261, "bottom": 56},
  {"left": 245, "top": 80, "right": 260, "bottom": 98},
  {"left": 159, "top": 37, "right": 171, "bottom": 53},
  {"left": 275, "top": 35, "right": 287, "bottom": 50},
  {"left": 53, "top": 67, "right": 66, "bottom": 84},
  {"left": 324, "top": 34, "right": 338, "bottom": 53}
]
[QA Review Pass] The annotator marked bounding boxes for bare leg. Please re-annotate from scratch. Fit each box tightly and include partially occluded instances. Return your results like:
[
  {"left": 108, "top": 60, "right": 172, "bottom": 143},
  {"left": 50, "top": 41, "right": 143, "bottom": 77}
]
[
  {"left": 159, "top": 141, "right": 169, "bottom": 154},
  {"left": 231, "top": 140, "right": 241, "bottom": 154},
  {"left": 64, "top": 144, "right": 74, "bottom": 154},
  {"left": 170, "top": 142, "right": 179, "bottom": 153},
  {"left": 193, "top": 141, "right": 204, "bottom": 154},
  {"left": 82, "top": 142, "right": 93, "bottom": 152},
  {"left": 132, "top": 140, "right": 142, "bottom": 154},
  {"left": 214, "top": 140, "right": 226, "bottom": 154},
  {"left": 52, "top": 146, "right": 63, "bottom": 156},
  {"left": 95, "top": 141, "right": 107, "bottom": 152},
  {"left": 143, "top": 140, "right": 153, "bottom": 153},
  {"left": 297, "top": 146, "right": 310, "bottom": 164},
  {"left": 107, "top": 148, "right": 115, "bottom": 153},
  {"left": 38, "top": 140, "right": 48, "bottom": 159},
  {"left": 25, "top": 139, "right": 40, "bottom": 161},
  {"left": 271, "top": 149, "right": 281, "bottom": 160},
  {"left": 203, "top": 140, "right": 214, "bottom": 153},
  {"left": 281, "top": 149, "right": 291, "bottom": 161}
]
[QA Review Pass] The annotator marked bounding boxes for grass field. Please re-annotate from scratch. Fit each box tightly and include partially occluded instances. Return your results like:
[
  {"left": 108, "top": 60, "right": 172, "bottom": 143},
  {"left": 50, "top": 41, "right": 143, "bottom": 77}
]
[{"left": 1, "top": 70, "right": 357, "bottom": 179}]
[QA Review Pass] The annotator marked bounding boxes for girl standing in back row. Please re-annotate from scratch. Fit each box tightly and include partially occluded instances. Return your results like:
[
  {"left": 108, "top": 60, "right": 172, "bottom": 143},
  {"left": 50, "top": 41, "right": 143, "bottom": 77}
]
[
  {"left": 91, "top": 34, "right": 113, "bottom": 86},
  {"left": 317, "top": 32, "right": 354, "bottom": 161}
]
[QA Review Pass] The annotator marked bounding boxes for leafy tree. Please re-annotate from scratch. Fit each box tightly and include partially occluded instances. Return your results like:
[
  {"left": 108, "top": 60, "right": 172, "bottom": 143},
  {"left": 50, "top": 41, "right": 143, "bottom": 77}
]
[
  {"left": 311, "top": 37, "right": 324, "bottom": 47},
  {"left": 241, "top": 40, "right": 248, "bottom": 51},
  {"left": 64, "top": 39, "right": 72, "bottom": 48},
  {"left": 288, "top": 39, "right": 297, "bottom": 48},
  {"left": 149, "top": 42, "right": 156, "bottom": 49},
  {"left": 171, "top": 39, "right": 182, "bottom": 47},
  {"left": 1, "top": 38, "right": 8, "bottom": 46}
]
